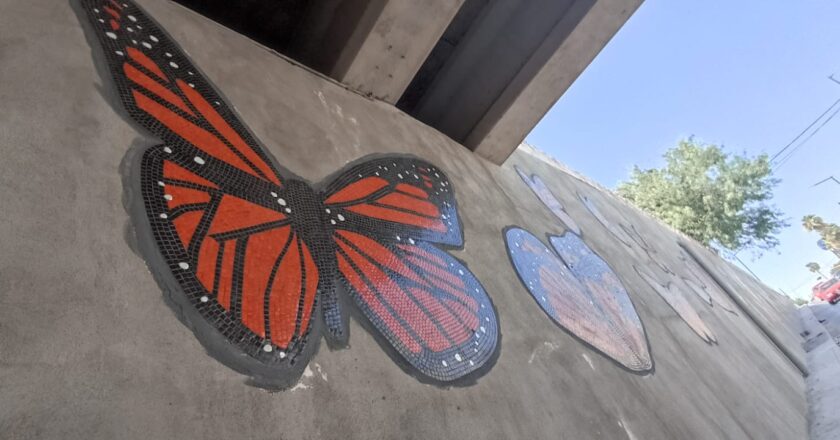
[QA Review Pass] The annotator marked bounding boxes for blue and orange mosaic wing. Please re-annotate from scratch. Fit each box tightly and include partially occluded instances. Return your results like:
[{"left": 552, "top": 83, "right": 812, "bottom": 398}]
[
  {"left": 81, "top": 0, "right": 283, "bottom": 187},
  {"left": 505, "top": 228, "right": 652, "bottom": 372},
  {"left": 82, "top": 0, "right": 325, "bottom": 386},
  {"left": 321, "top": 158, "right": 499, "bottom": 382}
]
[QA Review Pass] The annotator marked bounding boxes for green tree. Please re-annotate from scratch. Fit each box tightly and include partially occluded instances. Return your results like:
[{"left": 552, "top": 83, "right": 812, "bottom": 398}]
[
  {"left": 617, "top": 138, "right": 787, "bottom": 253},
  {"left": 806, "top": 262, "right": 826, "bottom": 279}
]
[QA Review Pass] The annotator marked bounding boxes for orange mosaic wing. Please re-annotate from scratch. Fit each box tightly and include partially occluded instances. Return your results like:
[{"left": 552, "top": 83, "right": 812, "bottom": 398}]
[
  {"left": 81, "top": 0, "right": 282, "bottom": 186},
  {"left": 322, "top": 158, "right": 499, "bottom": 382},
  {"left": 82, "top": 0, "right": 329, "bottom": 388}
]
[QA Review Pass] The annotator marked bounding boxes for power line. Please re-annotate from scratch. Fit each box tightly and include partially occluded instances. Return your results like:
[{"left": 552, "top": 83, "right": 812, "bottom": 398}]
[
  {"left": 773, "top": 101, "right": 840, "bottom": 170},
  {"left": 770, "top": 97, "right": 840, "bottom": 163}
]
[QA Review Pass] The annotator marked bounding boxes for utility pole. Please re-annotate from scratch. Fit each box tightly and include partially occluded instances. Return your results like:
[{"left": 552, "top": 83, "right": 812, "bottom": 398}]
[
  {"left": 812, "top": 176, "right": 840, "bottom": 187},
  {"left": 811, "top": 176, "right": 840, "bottom": 207}
]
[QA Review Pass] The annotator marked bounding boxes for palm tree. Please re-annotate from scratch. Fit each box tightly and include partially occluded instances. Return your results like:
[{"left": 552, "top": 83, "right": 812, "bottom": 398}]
[
  {"left": 806, "top": 262, "right": 827, "bottom": 279},
  {"left": 803, "top": 215, "right": 825, "bottom": 232}
]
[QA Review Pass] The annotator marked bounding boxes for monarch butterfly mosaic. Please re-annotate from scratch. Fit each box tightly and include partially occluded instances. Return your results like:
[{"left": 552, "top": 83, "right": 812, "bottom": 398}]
[{"left": 81, "top": 0, "right": 499, "bottom": 388}]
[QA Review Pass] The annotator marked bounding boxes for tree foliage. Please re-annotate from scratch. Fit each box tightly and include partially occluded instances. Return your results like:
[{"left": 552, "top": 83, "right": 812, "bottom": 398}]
[
  {"left": 802, "top": 215, "right": 840, "bottom": 277},
  {"left": 806, "top": 262, "right": 826, "bottom": 278},
  {"left": 617, "top": 139, "right": 787, "bottom": 253},
  {"left": 802, "top": 215, "right": 840, "bottom": 253}
]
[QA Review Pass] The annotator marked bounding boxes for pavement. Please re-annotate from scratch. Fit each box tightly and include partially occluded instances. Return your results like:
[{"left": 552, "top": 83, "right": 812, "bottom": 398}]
[
  {"left": 800, "top": 304, "right": 840, "bottom": 439},
  {"left": 0, "top": 0, "right": 810, "bottom": 438}
]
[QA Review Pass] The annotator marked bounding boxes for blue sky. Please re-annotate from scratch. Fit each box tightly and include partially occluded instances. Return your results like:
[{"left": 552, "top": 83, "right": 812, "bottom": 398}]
[{"left": 526, "top": 0, "right": 840, "bottom": 299}]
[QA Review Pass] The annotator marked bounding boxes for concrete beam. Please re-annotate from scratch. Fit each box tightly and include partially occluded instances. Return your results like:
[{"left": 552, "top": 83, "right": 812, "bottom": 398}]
[
  {"left": 468, "top": 0, "right": 643, "bottom": 164},
  {"left": 330, "top": 0, "right": 466, "bottom": 103}
]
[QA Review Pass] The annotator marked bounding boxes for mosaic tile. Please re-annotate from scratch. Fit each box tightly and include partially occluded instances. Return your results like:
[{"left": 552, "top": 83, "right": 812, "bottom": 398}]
[
  {"left": 81, "top": 0, "right": 498, "bottom": 387},
  {"left": 514, "top": 166, "right": 581, "bottom": 235},
  {"left": 505, "top": 227, "right": 652, "bottom": 372}
]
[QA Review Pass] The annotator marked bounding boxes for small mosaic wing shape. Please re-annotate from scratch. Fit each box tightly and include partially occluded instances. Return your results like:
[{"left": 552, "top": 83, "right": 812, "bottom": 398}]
[
  {"left": 82, "top": 0, "right": 284, "bottom": 187},
  {"left": 506, "top": 228, "right": 652, "bottom": 372},
  {"left": 679, "top": 249, "right": 739, "bottom": 315},
  {"left": 322, "top": 158, "right": 499, "bottom": 382},
  {"left": 578, "top": 192, "right": 635, "bottom": 248},
  {"left": 514, "top": 166, "right": 581, "bottom": 235},
  {"left": 635, "top": 266, "right": 717, "bottom": 343}
]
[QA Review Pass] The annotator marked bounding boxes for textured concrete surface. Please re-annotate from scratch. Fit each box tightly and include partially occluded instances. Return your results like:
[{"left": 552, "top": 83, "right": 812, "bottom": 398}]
[
  {"left": 0, "top": 0, "right": 807, "bottom": 438},
  {"left": 801, "top": 305, "right": 840, "bottom": 440}
]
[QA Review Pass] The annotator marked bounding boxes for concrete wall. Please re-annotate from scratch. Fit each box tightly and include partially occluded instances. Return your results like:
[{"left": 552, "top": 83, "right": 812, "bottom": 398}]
[{"left": 0, "top": 1, "right": 806, "bottom": 439}]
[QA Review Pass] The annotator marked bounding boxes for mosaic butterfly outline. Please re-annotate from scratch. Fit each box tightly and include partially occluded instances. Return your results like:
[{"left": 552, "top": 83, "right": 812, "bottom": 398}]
[{"left": 80, "top": 0, "right": 499, "bottom": 388}]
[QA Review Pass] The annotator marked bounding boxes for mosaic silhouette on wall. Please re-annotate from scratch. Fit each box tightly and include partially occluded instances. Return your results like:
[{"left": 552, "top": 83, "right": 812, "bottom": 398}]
[
  {"left": 514, "top": 166, "right": 581, "bottom": 235},
  {"left": 80, "top": 0, "right": 499, "bottom": 388},
  {"left": 678, "top": 249, "right": 738, "bottom": 315},
  {"left": 578, "top": 192, "right": 674, "bottom": 275},
  {"left": 505, "top": 227, "right": 652, "bottom": 372},
  {"left": 634, "top": 266, "right": 717, "bottom": 344}
]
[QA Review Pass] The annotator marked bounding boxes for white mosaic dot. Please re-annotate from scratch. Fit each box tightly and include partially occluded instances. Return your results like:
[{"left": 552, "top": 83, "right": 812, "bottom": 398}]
[
  {"left": 169, "top": 61, "right": 179, "bottom": 69},
  {"left": 337, "top": 214, "right": 345, "bottom": 221},
  {"left": 408, "top": 238, "right": 415, "bottom": 245},
  {"left": 441, "top": 360, "right": 448, "bottom": 367},
  {"left": 159, "top": 213, "right": 168, "bottom": 219},
  {"left": 469, "top": 360, "right": 475, "bottom": 366},
  {"left": 277, "top": 198, "right": 287, "bottom": 206},
  {"left": 106, "top": 31, "right": 117, "bottom": 39},
  {"left": 142, "top": 41, "right": 152, "bottom": 49},
  {"left": 193, "top": 156, "right": 205, "bottom": 165},
  {"left": 178, "top": 262, "right": 189, "bottom": 270},
  {"left": 127, "top": 14, "right": 137, "bottom": 22},
  {"left": 165, "top": 52, "right": 172, "bottom": 57},
  {"left": 115, "top": 50, "right": 124, "bottom": 56},
  {"left": 454, "top": 353, "right": 462, "bottom": 362},
  {"left": 325, "top": 208, "right": 331, "bottom": 214},
  {"left": 149, "top": 35, "right": 159, "bottom": 42},
  {"left": 330, "top": 219, "right": 336, "bottom": 225},
  {"left": 200, "top": 296, "right": 208, "bottom": 303},
  {"left": 163, "top": 147, "right": 172, "bottom": 153},
  {"left": 263, "top": 344, "right": 273, "bottom": 353},
  {"left": 285, "top": 207, "right": 292, "bottom": 214},
  {"left": 158, "top": 181, "right": 165, "bottom": 187},
  {"left": 163, "top": 194, "right": 173, "bottom": 201},
  {"left": 279, "top": 351, "right": 286, "bottom": 359},
  {"left": 270, "top": 191, "right": 278, "bottom": 197},
  {"left": 480, "top": 326, "right": 486, "bottom": 333}
]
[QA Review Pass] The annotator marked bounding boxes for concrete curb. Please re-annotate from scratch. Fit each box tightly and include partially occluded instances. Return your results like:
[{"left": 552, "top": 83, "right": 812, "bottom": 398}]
[{"left": 799, "top": 306, "right": 840, "bottom": 440}]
